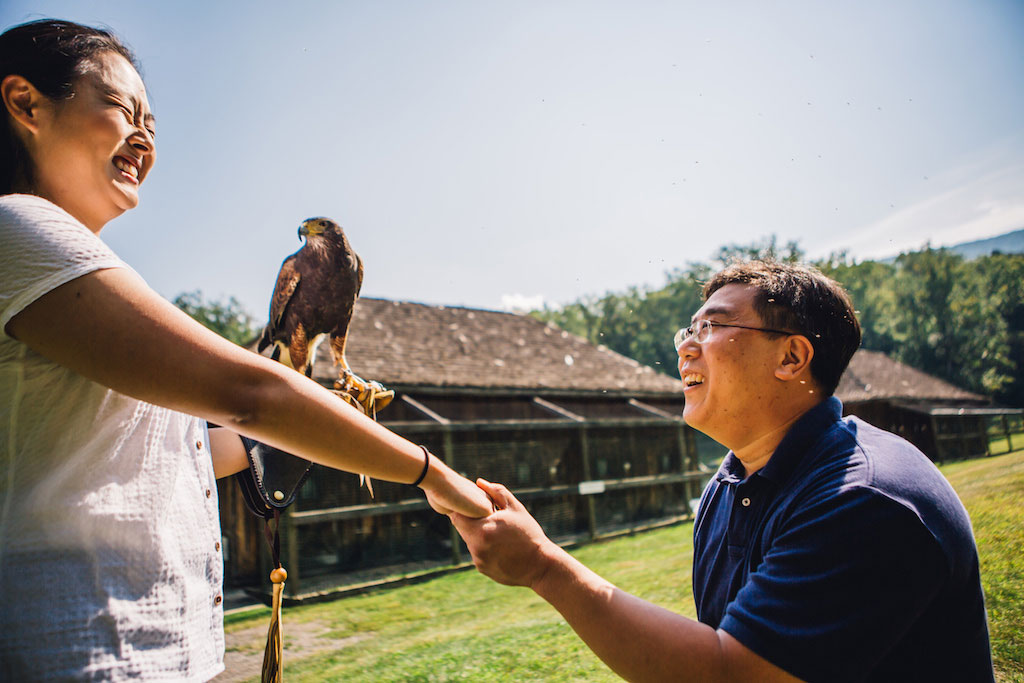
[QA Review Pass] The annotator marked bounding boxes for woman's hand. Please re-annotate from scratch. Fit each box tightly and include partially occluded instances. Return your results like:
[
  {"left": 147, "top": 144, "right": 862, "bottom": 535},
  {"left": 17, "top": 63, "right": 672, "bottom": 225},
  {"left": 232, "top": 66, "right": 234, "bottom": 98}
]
[{"left": 421, "top": 458, "right": 493, "bottom": 518}]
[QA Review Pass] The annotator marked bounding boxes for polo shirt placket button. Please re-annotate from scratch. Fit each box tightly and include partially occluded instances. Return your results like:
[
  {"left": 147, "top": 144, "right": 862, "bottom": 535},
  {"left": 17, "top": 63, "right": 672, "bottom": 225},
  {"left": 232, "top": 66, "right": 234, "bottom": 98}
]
[{"left": 741, "top": 497, "right": 751, "bottom": 507}]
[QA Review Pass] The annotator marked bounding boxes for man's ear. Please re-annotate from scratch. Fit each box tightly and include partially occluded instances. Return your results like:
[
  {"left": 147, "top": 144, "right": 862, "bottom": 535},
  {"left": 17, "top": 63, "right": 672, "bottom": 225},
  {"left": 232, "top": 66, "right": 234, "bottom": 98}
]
[
  {"left": 1, "top": 74, "right": 47, "bottom": 137},
  {"left": 775, "top": 334, "right": 814, "bottom": 382}
]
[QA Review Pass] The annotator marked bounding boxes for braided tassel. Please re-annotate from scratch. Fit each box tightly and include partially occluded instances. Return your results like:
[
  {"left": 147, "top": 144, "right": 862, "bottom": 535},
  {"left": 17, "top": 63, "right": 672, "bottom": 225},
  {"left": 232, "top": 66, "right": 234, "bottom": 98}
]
[{"left": 261, "top": 566, "right": 287, "bottom": 683}]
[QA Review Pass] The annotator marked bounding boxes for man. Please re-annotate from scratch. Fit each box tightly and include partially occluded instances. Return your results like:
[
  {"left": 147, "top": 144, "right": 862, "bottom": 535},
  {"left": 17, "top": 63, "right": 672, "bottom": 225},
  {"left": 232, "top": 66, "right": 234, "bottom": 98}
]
[{"left": 451, "top": 260, "right": 993, "bottom": 682}]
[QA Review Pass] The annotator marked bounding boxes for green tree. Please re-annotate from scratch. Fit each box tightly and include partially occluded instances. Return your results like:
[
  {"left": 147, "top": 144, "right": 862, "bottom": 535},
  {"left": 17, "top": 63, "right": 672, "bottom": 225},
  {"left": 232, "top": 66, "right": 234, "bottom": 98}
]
[
  {"left": 971, "top": 253, "right": 1024, "bottom": 406},
  {"left": 889, "top": 248, "right": 1012, "bottom": 397},
  {"left": 172, "top": 290, "right": 260, "bottom": 346},
  {"left": 532, "top": 261, "right": 710, "bottom": 377},
  {"left": 714, "top": 235, "right": 804, "bottom": 267},
  {"left": 817, "top": 253, "right": 898, "bottom": 355},
  {"left": 534, "top": 238, "right": 1021, "bottom": 407}
]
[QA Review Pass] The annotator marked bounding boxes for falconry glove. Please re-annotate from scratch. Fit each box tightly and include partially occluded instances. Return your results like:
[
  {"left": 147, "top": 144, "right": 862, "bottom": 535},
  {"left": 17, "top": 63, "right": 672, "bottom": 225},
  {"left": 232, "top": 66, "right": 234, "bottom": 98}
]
[
  {"left": 233, "top": 380, "right": 395, "bottom": 519},
  {"left": 234, "top": 437, "right": 314, "bottom": 519}
]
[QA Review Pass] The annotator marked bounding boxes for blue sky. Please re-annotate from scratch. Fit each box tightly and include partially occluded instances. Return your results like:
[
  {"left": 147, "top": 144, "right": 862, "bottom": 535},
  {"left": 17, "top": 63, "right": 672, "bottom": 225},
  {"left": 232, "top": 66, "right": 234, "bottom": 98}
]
[{"left": 4, "top": 1, "right": 1022, "bottom": 320}]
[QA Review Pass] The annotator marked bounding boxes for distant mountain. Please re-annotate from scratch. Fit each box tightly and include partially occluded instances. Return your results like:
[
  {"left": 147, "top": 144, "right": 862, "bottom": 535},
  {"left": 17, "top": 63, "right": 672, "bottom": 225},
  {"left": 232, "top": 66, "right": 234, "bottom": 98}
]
[
  {"left": 879, "top": 228, "right": 1024, "bottom": 263},
  {"left": 947, "top": 228, "right": 1024, "bottom": 259}
]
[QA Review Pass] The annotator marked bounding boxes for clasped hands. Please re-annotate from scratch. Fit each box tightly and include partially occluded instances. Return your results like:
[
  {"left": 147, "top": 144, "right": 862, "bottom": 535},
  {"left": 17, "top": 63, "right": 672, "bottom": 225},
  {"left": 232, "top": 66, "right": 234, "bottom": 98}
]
[
  {"left": 448, "top": 479, "right": 559, "bottom": 590},
  {"left": 420, "top": 470, "right": 558, "bottom": 589}
]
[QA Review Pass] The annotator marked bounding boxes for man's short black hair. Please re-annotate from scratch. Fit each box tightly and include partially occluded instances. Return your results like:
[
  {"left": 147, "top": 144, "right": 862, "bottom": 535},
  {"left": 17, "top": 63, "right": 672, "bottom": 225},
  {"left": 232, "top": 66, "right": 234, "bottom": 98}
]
[{"left": 703, "top": 260, "right": 861, "bottom": 396}]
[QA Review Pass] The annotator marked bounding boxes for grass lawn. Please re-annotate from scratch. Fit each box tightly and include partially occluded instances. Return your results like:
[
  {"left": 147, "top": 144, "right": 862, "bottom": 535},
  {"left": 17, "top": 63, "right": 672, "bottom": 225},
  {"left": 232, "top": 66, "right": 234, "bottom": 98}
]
[
  {"left": 220, "top": 450, "right": 1024, "bottom": 682},
  {"left": 989, "top": 434, "right": 1024, "bottom": 456}
]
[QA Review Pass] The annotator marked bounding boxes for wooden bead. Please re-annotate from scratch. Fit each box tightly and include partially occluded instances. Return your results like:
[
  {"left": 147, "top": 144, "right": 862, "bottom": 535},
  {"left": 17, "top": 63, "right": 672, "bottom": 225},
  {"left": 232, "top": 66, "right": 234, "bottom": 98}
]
[{"left": 270, "top": 567, "right": 288, "bottom": 584}]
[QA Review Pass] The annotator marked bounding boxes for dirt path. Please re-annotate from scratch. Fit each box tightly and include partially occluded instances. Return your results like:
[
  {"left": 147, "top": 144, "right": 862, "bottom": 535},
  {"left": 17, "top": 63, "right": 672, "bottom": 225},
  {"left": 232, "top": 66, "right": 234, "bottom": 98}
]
[{"left": 213, "top": 619, "right": 373, "bottom": 682}]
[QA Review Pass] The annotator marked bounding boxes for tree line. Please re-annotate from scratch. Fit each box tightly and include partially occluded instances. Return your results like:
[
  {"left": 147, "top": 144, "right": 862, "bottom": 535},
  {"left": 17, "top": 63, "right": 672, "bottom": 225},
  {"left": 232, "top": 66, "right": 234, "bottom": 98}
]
[
  {"left": 172, "top": 290, "right": 260, "bottom": 347},
  {"left": 172, "top": 237, "right": 1023, "bottom": 408},
  {"left": 531, "top": 237, "right": 1024, "bottom": 409}
]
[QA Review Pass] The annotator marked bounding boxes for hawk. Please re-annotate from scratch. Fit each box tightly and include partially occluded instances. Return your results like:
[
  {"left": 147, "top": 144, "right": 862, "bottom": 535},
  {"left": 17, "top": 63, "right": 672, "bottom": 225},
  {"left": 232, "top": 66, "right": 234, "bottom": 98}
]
[{"left": 257, "top": 217, "right": 393, "bottom": 414}]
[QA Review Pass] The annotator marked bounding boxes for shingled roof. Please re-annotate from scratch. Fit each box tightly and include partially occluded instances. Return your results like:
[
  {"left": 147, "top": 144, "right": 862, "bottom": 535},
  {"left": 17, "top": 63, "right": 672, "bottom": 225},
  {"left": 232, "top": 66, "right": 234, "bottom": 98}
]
[
  {"left": 299, "top": 298, "right": 987, "bottom": 404},
  {"left": 836, "top": 349, "right": 987, "bottom": 404},
  {"left": 310, "top": 298, "right": 683, "bottom": 396}
]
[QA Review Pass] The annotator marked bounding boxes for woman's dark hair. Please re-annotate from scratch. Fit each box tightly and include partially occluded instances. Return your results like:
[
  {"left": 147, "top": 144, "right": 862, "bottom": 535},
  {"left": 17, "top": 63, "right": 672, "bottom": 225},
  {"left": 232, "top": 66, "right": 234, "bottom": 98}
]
[
  {"left": 703, "top": 259, "right": 862, "bottom": 396},
  {"left": 0, "top": 19, "right": 140, "bottom": 193}
]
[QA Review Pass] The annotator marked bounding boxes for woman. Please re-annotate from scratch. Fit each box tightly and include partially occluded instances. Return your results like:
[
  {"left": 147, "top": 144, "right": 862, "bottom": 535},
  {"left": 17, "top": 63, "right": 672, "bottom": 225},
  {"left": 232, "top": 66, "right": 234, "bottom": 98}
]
[{"left": 0, "top": 19, "right": 492, "bottom": 681}]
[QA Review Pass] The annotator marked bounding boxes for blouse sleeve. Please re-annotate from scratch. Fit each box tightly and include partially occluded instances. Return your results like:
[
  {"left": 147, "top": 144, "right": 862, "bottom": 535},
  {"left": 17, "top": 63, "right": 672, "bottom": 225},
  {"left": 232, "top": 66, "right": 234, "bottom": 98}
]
[{"left": 0, "top": 194, "right": 130, "bottom": 340}]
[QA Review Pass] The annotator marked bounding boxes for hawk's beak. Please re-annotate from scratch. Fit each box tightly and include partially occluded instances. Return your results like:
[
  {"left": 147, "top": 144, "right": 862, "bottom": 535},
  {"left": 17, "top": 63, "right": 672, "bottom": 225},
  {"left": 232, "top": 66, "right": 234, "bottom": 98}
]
[{"left": 299, "top": 220, "right": 325, "bottom": 240}]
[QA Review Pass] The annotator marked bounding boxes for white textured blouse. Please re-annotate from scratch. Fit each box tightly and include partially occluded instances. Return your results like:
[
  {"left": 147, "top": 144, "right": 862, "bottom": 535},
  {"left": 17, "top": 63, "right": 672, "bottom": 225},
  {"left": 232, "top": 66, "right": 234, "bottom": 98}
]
[{"left": 0, "top": 194, "right": 224, "bottom": 681}]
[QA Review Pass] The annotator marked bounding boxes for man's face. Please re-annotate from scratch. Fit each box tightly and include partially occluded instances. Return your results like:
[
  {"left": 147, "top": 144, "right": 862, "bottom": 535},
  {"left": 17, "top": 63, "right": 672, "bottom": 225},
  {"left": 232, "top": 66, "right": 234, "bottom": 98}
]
[{"left": 676, "top": 284, "right": 789, "bottom": 446}]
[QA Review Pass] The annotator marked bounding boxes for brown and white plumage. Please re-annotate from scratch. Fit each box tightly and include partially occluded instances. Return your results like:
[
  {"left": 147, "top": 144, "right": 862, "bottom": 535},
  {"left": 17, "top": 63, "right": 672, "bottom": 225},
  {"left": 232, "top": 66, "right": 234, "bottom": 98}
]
[
  {"left": 258, "top": 217, "right": 364, "bottom": 382},
  {"left": 257, "top": 216, "right": 393, "bottom": 494}
]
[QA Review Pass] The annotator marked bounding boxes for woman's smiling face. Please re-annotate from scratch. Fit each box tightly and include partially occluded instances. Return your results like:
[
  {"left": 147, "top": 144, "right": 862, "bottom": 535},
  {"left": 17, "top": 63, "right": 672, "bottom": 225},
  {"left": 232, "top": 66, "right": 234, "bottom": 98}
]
[{"left": 30, "top": 50, "right": 155, "bottom": 232}]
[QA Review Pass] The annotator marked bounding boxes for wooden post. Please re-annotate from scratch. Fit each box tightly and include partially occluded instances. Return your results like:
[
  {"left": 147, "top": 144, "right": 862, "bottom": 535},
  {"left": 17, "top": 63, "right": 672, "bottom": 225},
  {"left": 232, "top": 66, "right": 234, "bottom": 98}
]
[
  {"left": 258, "top": 520, "right": 271, "bottom": 595},
  {"left": 282, "top": 505, "right": 300, "bottom": 598},
  {"left": 676, "top": 425, "right": 692, "bottom": 510},
  {"left": 929, "top": 415, "right": 943, "bottom": 462},
  {"left": 627, "top": 426, "right": 638, "bottom": 534},
  {"left": 579, "top": 425, "right": 598, "bottom": 540},
  {"left": 442, "top": 429, "right": 462, "bottom": 565},
  {"left": 1001, "top": 415, "right": 1011, "bottom": 455}
]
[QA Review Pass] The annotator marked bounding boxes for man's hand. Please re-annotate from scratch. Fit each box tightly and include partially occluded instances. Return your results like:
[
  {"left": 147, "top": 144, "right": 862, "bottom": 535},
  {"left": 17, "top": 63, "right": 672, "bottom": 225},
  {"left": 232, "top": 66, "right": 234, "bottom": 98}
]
[
  {"left": 449, "top": 479, "right": 561, "bottom": 588},
  {"left": 451, "top": 480, "right": 801, "bottom": 682}
]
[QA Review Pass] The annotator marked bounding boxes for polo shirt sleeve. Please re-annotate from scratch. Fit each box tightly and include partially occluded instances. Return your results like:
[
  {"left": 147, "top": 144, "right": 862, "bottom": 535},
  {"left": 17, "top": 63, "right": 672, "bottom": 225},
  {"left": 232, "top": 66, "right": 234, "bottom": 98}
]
[{"left": 719, "top": 485, "right": 948, "bottom": 683}]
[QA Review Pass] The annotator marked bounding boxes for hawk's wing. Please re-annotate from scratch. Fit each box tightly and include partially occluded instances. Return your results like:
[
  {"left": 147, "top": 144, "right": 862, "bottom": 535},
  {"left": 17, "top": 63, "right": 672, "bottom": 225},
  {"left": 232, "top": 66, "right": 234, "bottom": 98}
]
[
  {"left": 354, "top": 252, "right": 364, "bottom": 299},
  {"left": 271, "top": 264, "right": 301, "bottom": 328},
  {"left": 257, "top": 257, "right": 302, "bottom": 352}
]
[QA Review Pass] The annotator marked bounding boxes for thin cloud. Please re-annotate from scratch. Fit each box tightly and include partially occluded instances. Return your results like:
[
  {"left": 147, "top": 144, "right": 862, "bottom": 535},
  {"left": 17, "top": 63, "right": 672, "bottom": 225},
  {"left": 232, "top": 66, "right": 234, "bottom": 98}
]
[
  {"left": 819, "top": 161, "right": 1024, "bottom": 260},
  {"left": 501, "top": 293, "right": 545, "bottom": 312}
]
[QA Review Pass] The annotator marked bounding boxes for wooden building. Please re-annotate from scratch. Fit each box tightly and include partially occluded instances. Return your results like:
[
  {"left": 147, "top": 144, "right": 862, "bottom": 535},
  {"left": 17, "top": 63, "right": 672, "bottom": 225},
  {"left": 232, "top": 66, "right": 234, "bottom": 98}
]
[
  {"left": 218, "top": 298, "right": 704, "bottom": 594},
  {"left": 836, "top": 349, "right": 1020, "bottom": 462},
  {"left": 217, "top": 300, "right": 1019, "bottom": 594}
]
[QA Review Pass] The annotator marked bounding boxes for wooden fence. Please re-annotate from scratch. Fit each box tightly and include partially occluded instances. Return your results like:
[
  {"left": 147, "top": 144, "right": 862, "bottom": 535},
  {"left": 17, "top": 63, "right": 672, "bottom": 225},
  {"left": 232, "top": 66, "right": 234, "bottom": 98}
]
[{"left": 217, "top": 392, "right": 713, "bottom": 600}]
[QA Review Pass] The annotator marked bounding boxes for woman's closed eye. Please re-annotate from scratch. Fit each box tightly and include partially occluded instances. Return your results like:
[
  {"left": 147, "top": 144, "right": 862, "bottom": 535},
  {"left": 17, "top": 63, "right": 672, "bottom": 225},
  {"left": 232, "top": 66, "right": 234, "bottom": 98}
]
[
  {"left": 109, "top": 99, "right": 133, "bottom": 120},
  {"left": 113, "top": 101, "right": 155, "bottom": 139}
]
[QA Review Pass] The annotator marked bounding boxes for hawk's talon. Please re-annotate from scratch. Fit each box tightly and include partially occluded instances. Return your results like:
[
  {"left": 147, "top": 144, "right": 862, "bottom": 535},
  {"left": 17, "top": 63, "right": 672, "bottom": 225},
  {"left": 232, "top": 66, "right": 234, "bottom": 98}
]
[{"left": 331, "top": 371, "right": 395, "bottom": 498}]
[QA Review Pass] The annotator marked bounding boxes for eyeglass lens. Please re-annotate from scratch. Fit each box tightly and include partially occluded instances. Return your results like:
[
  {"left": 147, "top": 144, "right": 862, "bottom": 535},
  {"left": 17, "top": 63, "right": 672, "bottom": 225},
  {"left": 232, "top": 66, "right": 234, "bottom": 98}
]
[{"left": 674, "top": 320, "right": 711, "bottom": 349}]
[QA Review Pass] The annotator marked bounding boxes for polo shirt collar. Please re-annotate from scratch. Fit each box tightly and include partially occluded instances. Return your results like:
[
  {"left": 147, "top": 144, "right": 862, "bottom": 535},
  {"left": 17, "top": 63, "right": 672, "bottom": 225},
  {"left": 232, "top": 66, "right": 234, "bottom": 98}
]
[
  {"left": 758, "top": 397, "right": 844, "bottom": 486},
  {"left": 714, "top": 397, "right": 844, "bottom": 487},
  {"left": 715, "top": 451, "right": 747, "bottom": 485}
]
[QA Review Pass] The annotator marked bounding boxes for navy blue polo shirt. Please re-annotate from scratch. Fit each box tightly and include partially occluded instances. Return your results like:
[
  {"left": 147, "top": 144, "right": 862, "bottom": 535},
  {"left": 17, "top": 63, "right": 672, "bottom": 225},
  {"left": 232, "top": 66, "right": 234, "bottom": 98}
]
[{"left": 692, "top": 397, "right": 993, "bottom": 682}]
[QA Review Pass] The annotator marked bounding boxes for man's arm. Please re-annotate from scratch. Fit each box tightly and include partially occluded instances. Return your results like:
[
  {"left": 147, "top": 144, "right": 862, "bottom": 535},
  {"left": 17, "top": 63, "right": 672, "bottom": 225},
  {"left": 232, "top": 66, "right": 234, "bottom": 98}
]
[{"left": 450, "top": 480, "right": 802, "bottom": 683}]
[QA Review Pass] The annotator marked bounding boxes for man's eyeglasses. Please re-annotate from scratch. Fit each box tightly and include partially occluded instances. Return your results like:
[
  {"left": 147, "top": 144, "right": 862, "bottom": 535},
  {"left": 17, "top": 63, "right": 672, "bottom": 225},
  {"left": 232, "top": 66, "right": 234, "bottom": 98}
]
[{"left": 673, "top": 320, "right": 795, "bottom": 350}]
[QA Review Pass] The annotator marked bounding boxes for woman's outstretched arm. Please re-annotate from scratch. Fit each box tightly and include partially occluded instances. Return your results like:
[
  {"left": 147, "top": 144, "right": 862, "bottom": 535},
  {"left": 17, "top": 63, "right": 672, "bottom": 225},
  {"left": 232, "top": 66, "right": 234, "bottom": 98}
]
[{"left": 6, "top": 265, "right": 492, "bottom": 517}]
